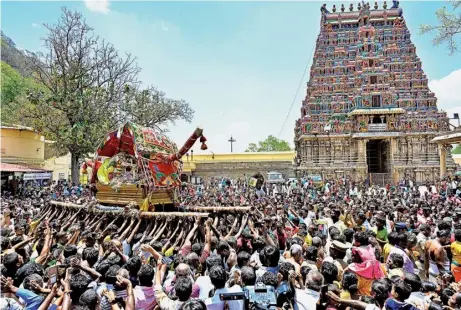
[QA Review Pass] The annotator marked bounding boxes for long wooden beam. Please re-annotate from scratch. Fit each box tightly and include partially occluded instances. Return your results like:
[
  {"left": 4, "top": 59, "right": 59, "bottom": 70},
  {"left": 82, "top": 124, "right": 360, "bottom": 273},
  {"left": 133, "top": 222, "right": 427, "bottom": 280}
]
[
  {"left": 184, "top": 206, "right": 251, "bottom": 213},
  {"left": 50, "top": 200, "right": 209, "bottom": 218},
  {"left": 140, "top": 212, "right": 209, "bottom": 218},
  {"left": 50, "top": 201, "right": 87, "bottom": 209}
]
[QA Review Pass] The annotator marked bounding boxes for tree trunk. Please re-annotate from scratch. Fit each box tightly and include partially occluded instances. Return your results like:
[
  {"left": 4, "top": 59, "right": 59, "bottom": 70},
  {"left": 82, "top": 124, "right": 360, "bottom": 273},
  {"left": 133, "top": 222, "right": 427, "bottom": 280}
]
[{"left": 71, "top": 152, "right": 80, "bottom": 184}]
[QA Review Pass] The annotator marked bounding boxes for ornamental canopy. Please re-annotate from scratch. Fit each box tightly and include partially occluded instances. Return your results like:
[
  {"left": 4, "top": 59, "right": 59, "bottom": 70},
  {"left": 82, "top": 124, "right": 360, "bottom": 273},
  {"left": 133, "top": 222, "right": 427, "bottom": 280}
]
[{"left": 348, "top": 108, "right": 406, "bottom": 116}]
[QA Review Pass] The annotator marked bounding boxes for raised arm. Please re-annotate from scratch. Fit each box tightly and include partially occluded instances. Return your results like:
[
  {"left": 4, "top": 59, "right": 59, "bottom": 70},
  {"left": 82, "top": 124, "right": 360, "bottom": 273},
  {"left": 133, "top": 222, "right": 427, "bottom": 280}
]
[
  {"left": 88, "top": 215, "right": 103, "bottom": 230},
  {"left": 424, "top": 240, "right": 431, "bottom": 279},
  {"left": 141, "top": 244, "right": 163, "bottom": 261},
  {"left": 172, "top": 230, "right": 185, "bottom": 249},
  {"left": 126, "top": 219, "right": 142, "bottom": 244},
  {"left": 180, "top": 219, "right": 199, "bottom": 249},
  {"left": 35, "top": 226, "right": 53, "bottom": 265},
  {"left": 117, "top": 276, "right": 135, "bottom": 310},
  {"left": 224, "top": 215, "right": 239, "bottom": 240},
  {"left": 37, "top": 284, "right": 58, "bottom": 310},
  {"left": 75, "top": 260, "right": 101, "bottom": 280},
  {"left": 10, "top": 236, "right": 36, "bottom": 252},
  {"left": 60, "top": 271, "right": 72, "bottom": 310},
  {"left": 200, "top": 219, "right": 212, "bottom": 263},
  {"left": 162, "top": 221, "right": 181, "bottom": 252},
  {"left": 248, "top": 218, "right": 259, "bottom": 239},
  {"left": 117, "top": 217, "right": 136, "bottom": 242},
  {"left": 102, "top": 216, "right": 119, "bottom": 235},
  {"left": 66, "top": 224, "right": 82, "bottom": 246},
  {"left": 325, "top": 292, "right": 369, "bottom": 310},
  {"left": 261, "top": 225, "right": 276, "bottom": 247},
  {"left": 210, "top": 223, "right": 222, "bottom": 240},
  {"left": 213, "top": 215, "right": 220, "bottom": 228},
  {"left": 234, "top": 214, "right": 249, "bottom": 239},
  {"left": 153, "top": 219, "right": 169, "bottom": 241},
  {"left": 138, "top": 221, "right": 153, "bottom": 246},
  {"left": 116, "top": 218, "right": 129, "bottom": 235},
  {"left": 60, "top": 209, "right": 81, "bottom": 232},
  {"left": 94, "top": 215, "right": 107, "bottom": 233},
  {"left": 148, "top": 219, "right": 159, "bottom": 238}
]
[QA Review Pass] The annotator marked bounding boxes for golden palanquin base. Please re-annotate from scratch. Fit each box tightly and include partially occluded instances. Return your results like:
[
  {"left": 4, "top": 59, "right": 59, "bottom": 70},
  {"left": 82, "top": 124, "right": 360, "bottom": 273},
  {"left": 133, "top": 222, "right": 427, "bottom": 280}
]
[{"left": 96, "top": 184, "right": 172, "bottom": 206}]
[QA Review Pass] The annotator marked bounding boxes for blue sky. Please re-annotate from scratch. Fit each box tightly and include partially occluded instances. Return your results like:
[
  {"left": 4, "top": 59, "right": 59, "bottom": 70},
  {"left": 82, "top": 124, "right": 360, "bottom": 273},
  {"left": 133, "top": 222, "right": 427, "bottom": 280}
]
[{"left": 2, "top": 1, "right": 460, "bottom": 153}]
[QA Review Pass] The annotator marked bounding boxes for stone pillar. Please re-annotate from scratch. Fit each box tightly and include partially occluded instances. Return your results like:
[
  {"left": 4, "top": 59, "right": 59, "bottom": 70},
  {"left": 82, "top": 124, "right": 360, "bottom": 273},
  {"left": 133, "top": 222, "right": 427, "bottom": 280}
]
[
  {"left": 439, "top": 143, "right": 446, "bottom": 178},
  {"left": 412, "top": 137, "right": 422, "bottom": 164},
  {"left": 357, "top": 139, "right": 367, "bottom": 165},
  {"left": 389, "top": 138, "right": 397, "bottom": 183},
  {"left": 306, "top": 140, "right": 313, "bottom": 166}
]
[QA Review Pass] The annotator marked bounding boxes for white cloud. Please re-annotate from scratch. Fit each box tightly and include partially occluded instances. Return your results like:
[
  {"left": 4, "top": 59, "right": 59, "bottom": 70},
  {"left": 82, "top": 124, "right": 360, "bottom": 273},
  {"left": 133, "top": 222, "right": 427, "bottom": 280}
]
[
  {"left": 31, "top": 23, "right": 39, "bottom": 28},
  {"left": 429, "top": 68, "right": 461, "bottom": 126},
  {"left": 84, "top": 0, "right": 110, "bottom": 14},
  {"left": 160, "top": 21, "right": 169, "bottom": 32},
  {"left": 429, "top": 68, "right": 461, "bottom": 103}
]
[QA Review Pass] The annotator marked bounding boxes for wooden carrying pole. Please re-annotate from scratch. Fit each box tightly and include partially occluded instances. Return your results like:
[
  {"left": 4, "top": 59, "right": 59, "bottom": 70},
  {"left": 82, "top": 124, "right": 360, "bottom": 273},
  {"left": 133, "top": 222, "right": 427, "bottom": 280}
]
[
  {"left": 185, "top": 206, "right": 251, "bottom": 213},
  {"left": 140, "top": 212, "right": 209, "bottom": 218},
  {"left": 50, "top": 201, "right": 87, "bottom": 209},
  {"left": 50, "top": 201, "right": 209, "bottom": 218}
]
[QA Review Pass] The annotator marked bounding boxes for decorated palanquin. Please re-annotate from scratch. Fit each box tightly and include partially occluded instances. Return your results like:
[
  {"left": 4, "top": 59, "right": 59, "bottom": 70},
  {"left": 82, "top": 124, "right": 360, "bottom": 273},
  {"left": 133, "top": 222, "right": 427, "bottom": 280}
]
[
  {"left": 294, "top": 2, "right": 456, "bottom": 182},
  {"left": 82, "top": 122, "right": 207, "bottom": 209}
]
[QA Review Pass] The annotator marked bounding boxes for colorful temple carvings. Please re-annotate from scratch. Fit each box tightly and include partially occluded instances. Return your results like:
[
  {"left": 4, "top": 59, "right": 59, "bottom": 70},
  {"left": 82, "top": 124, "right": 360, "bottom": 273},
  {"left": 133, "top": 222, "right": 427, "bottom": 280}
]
[{"left": 294, "top": 3, "right": 456, "bottom": 183}]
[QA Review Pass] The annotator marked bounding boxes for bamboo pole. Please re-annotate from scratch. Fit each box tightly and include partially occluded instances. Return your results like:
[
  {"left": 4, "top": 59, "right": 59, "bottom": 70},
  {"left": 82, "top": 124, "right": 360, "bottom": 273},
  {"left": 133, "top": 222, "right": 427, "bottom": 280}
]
[
  {"left": 140, "top": 212, "right": 209, "bottom": 218},
  {"left": 50, "top": 201, "right": 87, "bottom": 209},
  {"left": 184, "top": 206, "right": 251, "bottom": 213},
  {"left": 50, "top": 201, "right": 209, "bottom": 218}
]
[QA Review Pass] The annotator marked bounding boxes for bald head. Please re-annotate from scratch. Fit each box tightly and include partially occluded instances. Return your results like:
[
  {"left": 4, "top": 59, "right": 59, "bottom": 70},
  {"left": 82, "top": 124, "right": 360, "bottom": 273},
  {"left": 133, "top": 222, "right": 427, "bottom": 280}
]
[
  {"left": 186, "top": 252, "right": 199, "bottom": 268},
  {"left": 290, "top": 244, "right": 303, "bottom": 262},
  {"left": 176, "top": 263, "right": 191, "bottom": 277},
  {"left": 312, "top": 237, "right": 322, "bottom": 248},
  {"left": 306, "top": 270, "right": 324, "bottom": 292}
]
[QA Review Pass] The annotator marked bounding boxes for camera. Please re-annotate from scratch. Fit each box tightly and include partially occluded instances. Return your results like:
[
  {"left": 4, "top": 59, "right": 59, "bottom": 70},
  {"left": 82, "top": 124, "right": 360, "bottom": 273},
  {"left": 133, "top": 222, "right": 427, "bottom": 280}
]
[{"left": 220, "top": 282, "right": 277, "bottom": 310}]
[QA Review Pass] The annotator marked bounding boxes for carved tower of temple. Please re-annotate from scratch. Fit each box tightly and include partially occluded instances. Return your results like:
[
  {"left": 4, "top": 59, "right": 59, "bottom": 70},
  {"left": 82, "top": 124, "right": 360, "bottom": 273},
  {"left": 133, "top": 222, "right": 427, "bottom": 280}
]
[{"left": 294, "top": 2, "right": 456, "bottom": 184}]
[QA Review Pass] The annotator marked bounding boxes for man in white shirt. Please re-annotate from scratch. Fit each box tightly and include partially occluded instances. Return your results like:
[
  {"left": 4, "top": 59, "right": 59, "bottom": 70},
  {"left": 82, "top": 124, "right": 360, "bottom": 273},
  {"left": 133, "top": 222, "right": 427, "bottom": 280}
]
[
  {"left": 196, "top": 254, "right": 226, "bottom": 300},
  {"left": 205, "top": 265, "right": 243, "bottom": 310},
  {"left": 404, "top": 273, "right": 427, "bottom": 310},
  {"left": 294, "top": 271, "right": 324, "bottom": 310}
]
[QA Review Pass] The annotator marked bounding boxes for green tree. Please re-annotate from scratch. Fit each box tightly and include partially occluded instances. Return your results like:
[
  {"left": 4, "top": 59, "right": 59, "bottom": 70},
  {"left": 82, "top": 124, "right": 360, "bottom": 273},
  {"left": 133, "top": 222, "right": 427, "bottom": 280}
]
[
  {"left": 453, "top": 144, "right": 461, "bottom": 154},
  {"left": 122, "top": 85, "right": 194, "bottom": 128},
  {"left": 1, "top": 61, "right": 23, "bottom": 110},
  {"left": 1, "top": 61, "right": 45, "bottom": 125},
  {"left": 420, "top": 0, "right": 461, "bottom": 55},
  {"left": 245, "top": 135, "right": 292, "bottom": 152},
  {"left": 26, "top": 8, "right": 140, "bottom": 183}
]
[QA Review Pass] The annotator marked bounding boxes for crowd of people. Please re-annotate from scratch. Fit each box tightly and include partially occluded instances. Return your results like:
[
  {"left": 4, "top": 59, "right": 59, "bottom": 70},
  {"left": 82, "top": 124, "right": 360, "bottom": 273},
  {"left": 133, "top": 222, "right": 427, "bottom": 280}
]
[{"left": 1, "top": 174, "right": 461, "bottom": 310}]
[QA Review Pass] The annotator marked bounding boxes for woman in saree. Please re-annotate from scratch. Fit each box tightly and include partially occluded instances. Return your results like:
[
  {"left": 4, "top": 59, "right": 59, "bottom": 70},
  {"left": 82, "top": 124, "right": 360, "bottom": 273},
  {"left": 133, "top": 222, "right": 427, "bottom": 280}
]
[{"left": 345, "top": 245, "right": 386, "bottom": 296}]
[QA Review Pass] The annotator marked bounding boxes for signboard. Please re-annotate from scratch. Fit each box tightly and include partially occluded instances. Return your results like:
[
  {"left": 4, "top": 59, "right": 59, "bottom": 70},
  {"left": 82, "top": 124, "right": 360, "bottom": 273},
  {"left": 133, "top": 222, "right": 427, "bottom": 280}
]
[
  {"left": 58, "top": 173, "right": 66, "bottom": 180},
  {"left": 368, "top": 123, "right": 387, "bottom": 132},
  {"left": 23, "top": 173, "right": 52, "bottom": 180},
  {"left": 248, "top": 177, "right": 257, "bottom": 187}
]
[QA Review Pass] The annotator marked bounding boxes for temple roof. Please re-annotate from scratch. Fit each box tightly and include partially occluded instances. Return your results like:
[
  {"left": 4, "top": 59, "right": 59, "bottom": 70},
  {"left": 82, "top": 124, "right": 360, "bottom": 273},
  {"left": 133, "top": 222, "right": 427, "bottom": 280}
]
[{"left": 325, "top": 8, "right": 400, "bottom": 22}]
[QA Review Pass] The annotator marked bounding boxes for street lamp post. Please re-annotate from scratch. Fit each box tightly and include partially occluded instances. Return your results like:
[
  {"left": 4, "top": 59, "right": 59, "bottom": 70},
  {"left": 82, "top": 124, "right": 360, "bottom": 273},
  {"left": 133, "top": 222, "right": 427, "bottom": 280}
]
[{"left": 228, "top": 135, "right": 236, "bottom": 153}]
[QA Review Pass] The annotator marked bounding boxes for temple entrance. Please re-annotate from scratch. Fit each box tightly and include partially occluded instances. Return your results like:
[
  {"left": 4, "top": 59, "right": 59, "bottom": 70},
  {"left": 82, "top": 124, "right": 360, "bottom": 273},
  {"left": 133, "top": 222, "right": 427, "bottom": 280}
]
[{"left": 366, "top": 139, "right": 388, "bottom": 173}]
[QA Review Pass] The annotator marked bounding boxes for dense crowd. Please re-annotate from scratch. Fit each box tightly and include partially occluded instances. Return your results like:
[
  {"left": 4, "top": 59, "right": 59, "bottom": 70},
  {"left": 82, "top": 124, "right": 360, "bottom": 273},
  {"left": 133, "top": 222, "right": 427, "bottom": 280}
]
[{"left": 1, "top": 175, "right": 461, "bottom": 310}]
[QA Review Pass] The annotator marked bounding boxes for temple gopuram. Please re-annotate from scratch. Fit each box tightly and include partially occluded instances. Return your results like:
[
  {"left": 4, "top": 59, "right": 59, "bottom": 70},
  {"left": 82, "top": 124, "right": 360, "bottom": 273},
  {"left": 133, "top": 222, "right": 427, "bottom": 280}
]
[{"left": 294, "top": 2, "right": 456, "bottom": 184}]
